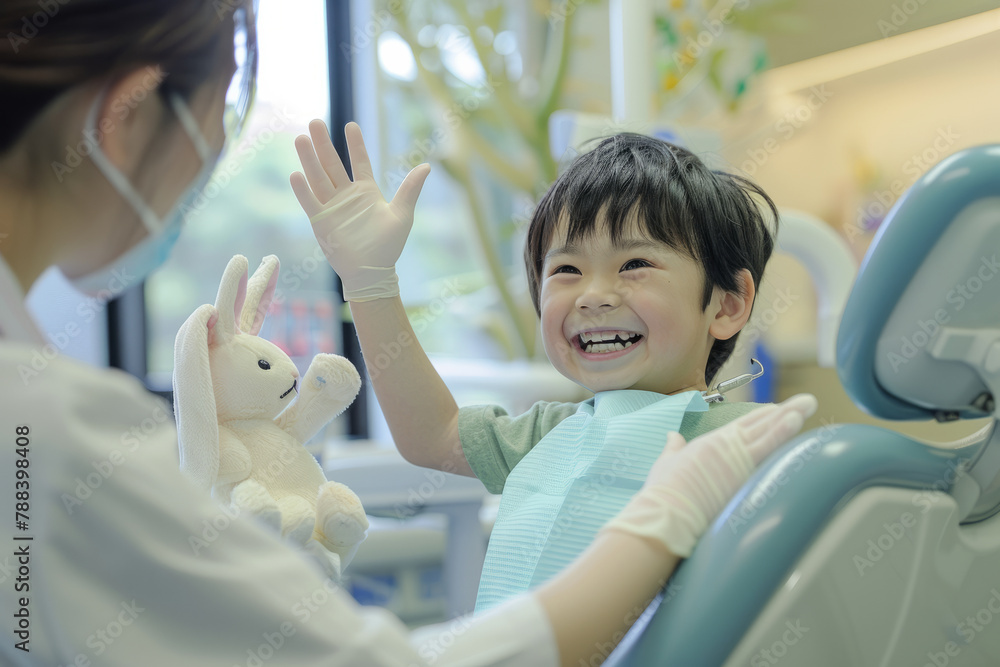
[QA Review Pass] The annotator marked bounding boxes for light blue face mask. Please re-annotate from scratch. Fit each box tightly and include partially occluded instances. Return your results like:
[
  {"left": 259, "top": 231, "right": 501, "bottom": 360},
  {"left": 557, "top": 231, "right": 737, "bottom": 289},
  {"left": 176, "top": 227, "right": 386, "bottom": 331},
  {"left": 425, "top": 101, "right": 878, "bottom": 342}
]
[{"left": 67, "top": 89, "right": 218, "bottom": 298}]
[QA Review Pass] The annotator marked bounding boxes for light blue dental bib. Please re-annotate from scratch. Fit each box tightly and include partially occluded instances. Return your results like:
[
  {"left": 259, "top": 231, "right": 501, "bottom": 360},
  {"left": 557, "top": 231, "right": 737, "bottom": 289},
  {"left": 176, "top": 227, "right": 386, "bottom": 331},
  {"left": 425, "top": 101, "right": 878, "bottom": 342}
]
[{"left": 475, "top": 389, "right": 709, "bottom": 613}]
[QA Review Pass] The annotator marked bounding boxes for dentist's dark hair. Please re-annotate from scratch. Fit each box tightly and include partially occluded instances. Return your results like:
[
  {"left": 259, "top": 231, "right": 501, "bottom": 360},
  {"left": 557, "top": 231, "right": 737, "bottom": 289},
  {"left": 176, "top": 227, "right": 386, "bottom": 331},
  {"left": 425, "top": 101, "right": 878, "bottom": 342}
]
[
  {"left": 0, "top": 0, "right": 258, "bottom": 155},
  {"left": 524, "top": 132, "right": 779, "bottom": 386}
]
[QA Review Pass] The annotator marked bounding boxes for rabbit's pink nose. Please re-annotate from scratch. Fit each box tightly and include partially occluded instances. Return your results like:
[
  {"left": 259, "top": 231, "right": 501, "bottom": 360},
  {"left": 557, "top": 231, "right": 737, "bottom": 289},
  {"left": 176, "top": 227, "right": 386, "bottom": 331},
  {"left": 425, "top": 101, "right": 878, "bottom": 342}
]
[{"left": 291, "top": 369, "right": 300, "bottom": 379}]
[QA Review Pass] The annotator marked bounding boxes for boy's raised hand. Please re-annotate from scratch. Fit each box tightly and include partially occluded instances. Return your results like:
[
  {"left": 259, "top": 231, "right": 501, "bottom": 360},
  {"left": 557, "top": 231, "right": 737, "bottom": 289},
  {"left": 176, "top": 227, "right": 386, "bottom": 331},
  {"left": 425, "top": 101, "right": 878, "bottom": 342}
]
[
  {"left": 290, "top": 120, "right": 431, "bottom": 302},
  {"left": 603, "top": 393, "right": 819, "bottom": 558}
]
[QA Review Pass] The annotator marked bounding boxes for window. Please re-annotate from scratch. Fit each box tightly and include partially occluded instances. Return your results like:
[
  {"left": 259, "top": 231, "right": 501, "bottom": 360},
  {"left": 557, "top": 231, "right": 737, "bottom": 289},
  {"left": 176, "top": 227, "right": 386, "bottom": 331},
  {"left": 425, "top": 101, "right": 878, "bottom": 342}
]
[
  {"left": 25, "top": 269, "right": 108, "bottom": 368},
  {"left": 350, "top": 0, "right": 592, "bottom": 441},
  {"left": 356, "top": 2, "right": 536, "bottom": 362},
  {"left": 145, "top": 0, "right": 349, "bottom": 440}
]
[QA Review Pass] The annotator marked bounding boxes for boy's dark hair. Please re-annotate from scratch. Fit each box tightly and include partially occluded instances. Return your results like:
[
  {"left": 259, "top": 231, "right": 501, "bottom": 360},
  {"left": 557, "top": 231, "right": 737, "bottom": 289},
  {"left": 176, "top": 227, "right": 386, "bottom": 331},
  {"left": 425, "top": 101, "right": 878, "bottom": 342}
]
[{"left": 524, "top": 132, "right": 779, "bottom": 386}]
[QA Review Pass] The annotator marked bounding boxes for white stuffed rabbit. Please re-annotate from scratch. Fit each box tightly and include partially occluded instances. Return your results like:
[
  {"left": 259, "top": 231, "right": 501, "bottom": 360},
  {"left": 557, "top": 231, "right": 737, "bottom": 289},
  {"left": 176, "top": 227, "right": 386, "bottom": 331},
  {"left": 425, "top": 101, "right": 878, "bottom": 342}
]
[{"left": 173, "top": 254, "right": 368, "bottom": 579}]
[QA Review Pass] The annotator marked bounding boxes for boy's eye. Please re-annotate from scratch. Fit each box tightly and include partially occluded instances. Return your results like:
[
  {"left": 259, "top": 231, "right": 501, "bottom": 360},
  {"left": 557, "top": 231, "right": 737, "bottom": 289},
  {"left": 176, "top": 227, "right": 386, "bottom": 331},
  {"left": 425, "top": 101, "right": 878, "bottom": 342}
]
[
  {"left": 551, "top": 264, "right": 581, "bottom": 275},
  {"left": 621, "top": 258, "right": 651, "bottom": 271}
]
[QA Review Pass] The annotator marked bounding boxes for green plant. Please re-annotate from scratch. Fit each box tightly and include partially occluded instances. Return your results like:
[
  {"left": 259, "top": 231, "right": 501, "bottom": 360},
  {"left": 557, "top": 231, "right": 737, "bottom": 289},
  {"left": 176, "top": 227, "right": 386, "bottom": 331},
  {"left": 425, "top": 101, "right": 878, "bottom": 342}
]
[
  {"left": 381, "top": 0, "right": 589, "bottom": 359},
  {"left": 380, "top": 0, "right": 793, "bottom": 359}
]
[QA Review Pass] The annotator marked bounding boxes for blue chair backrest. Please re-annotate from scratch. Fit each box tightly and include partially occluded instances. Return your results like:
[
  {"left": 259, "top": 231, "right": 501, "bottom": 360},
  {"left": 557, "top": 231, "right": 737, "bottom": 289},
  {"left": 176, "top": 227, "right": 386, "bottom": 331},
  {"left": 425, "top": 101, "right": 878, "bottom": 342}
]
[{"left": 605, "top": 144, "right": 1000, "bottom": 666}]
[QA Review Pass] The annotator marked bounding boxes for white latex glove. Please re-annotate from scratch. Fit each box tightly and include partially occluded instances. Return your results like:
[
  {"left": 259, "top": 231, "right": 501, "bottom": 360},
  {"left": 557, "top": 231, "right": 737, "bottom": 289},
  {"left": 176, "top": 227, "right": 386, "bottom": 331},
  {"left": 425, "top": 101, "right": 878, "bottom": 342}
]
[
  {"left": 290, "top": 120, "right": 431, "bottom": 302},
  {"left": 603, "top": 393, "right": 819, "bottom": 558}
]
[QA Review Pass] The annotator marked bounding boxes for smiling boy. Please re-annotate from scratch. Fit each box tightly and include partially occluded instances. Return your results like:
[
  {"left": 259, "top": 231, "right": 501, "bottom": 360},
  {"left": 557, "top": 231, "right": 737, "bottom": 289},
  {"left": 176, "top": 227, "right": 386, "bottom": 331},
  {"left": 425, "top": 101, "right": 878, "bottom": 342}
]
[
  {"left": 292, "top": 124, "right": 779, "bottom": 613},
  {"left": 538, "top": 221, "right": 733, "bottom": 395},
  {"left": 526, "top": 133, "right": 776, "bottom": 397}
]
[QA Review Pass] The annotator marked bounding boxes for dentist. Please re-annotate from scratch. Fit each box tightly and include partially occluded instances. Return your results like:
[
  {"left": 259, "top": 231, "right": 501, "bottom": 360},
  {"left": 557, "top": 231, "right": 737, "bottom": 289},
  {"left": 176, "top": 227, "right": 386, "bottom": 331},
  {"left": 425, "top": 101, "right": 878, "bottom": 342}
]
[{"left": 0, "top": 2, "right": 817, "bottom": 665}]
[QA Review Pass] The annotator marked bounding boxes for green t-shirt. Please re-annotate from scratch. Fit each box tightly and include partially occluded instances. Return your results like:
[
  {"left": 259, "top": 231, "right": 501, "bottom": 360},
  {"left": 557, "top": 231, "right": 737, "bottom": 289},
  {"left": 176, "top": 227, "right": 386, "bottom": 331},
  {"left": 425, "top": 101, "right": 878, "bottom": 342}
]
[{"left": 459, "top": 398, "right": 768, "bottom": 494}]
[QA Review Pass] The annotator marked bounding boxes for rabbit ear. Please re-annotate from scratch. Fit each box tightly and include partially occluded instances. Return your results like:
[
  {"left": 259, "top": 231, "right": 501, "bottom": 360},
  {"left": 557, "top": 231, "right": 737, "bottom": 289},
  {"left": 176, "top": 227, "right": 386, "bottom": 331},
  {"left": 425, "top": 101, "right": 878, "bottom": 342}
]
[
  {"left": 173, "top": 303, "right": 221, "bottom": 492},
  {"left": 214, "top": 255, "right": 248, "bottom": 341},
  {"left": 240, "top": 255, "right": 279, "bottom": 335}
]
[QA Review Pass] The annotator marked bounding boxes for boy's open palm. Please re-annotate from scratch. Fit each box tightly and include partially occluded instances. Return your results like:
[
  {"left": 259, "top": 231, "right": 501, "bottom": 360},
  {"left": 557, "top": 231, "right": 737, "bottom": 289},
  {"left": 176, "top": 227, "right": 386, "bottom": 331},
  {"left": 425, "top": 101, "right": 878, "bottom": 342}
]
[{"left": 290, "top": 120, "right": 431, "bottom": 302}]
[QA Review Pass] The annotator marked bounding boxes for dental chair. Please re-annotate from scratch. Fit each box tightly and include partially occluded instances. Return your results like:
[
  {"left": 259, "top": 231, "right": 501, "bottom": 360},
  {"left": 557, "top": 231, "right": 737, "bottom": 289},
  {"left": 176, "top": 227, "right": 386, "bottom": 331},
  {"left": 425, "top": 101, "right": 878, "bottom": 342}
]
[{"left": 605, "top": 145, "right": 1000, "bottom": 666}]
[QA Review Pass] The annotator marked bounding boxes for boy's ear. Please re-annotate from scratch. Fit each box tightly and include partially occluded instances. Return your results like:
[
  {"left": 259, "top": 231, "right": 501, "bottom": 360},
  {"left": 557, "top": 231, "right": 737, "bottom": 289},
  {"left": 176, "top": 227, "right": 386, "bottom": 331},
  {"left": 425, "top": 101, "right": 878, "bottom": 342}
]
[{"left": 708, "top": 269, "right": 755, "bottom": 341}]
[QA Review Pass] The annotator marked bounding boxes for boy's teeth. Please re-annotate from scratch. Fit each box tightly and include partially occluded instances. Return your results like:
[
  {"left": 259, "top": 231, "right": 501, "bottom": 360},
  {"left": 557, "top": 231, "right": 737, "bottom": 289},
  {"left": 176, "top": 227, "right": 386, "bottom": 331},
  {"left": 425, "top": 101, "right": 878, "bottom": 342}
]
[
  {"left": 584, "top": 338, "right": 636, "bottom": 354},
  {"left": 580, "top": 329, "right": 636, "bottom": 344}
]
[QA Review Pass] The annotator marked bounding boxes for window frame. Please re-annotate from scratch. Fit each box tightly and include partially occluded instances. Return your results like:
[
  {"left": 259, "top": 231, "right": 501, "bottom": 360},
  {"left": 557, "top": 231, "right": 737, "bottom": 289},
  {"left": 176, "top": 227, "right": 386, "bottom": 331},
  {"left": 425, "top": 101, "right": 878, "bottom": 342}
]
[{"left": 111, "top": 0, "right": 369, "bottom": 437}]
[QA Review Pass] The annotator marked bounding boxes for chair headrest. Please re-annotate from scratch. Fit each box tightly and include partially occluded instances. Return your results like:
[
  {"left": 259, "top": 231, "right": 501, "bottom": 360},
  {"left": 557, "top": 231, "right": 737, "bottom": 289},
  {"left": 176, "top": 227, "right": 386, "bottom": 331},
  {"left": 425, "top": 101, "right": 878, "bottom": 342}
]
[{"left": 837, "top": 145, "right": 1000, "bottom": 421}]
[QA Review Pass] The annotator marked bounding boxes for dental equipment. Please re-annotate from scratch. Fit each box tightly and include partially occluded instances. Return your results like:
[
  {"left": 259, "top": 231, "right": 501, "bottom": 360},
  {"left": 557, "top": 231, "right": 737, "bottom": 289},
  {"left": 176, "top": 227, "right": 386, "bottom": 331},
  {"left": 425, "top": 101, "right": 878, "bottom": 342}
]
[{"left": 702, "top": 358, "right": 766, "bottom": 403}]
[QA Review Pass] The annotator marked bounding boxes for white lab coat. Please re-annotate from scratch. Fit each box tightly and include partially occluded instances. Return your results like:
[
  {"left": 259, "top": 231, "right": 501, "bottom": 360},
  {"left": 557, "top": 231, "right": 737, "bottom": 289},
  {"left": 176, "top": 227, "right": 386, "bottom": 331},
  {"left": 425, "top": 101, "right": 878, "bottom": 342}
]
[{"left": 0, "top": 256, "right": 557, "bottom": 667}]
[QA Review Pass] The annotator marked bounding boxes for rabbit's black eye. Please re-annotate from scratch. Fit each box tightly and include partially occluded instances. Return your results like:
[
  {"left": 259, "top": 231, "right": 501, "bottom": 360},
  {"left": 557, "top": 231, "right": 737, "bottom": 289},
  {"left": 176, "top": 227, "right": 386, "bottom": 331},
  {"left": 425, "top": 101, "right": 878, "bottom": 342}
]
[{"left": 258, "top": 359, "right": 271, "bottom": 370}]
